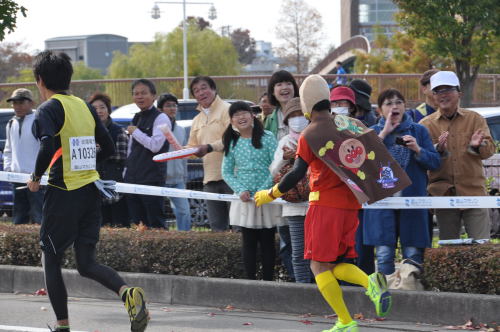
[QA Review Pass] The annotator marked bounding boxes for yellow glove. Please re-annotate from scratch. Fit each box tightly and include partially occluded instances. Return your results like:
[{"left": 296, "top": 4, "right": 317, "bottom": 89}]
[{"left": 254, "top": 184, "right": 284, "bottom": 207}]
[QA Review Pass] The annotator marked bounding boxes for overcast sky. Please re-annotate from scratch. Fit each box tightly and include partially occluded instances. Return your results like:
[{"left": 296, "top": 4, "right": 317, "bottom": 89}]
[{"left": 4, "top": 0, "right": 341, "bottom": 58}]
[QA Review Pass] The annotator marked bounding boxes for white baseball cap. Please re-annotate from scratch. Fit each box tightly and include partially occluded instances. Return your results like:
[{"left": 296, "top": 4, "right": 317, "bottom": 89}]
[{"left": 430, "top": 71, "right": 460, "bottom": 90}]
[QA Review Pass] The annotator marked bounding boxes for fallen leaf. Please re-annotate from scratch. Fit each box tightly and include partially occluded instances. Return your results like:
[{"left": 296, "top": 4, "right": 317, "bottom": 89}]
[
  {"left": 353, "top": 313, "right": 364, "bottom": 320},
  {"left": 137, "top": 222, "right": 148, "bottom": 232},
  {"left": 40, "top": 306, "right": 47, "bottom": 311},
  {"left": 375, "top": 317, "right": 387, "bottom": 321},
  {"left": 300, "top": 313, "right": 313, "bottom": 318},
  {"left": 299, "top": 320, "right": 313, "bottom": 325},
  {"left": 242, "top": 322, "right": 253, "bottom": 326},
  {"left": 324, "top": 314, "right": 338, "bottom": 319},
  {"left": 35, "top": 288, "right": 47, "bottom": 296},
  {"left": 207, "top": 312, "right": 216, "bottom": 317},
  {"left": 225, "top": 305, "right": 235, "bottom": 310}
]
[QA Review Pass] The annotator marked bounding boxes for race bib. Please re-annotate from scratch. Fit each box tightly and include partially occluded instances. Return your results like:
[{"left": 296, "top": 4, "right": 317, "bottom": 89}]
[{"left": 69, "top": 136, "right": 96, "bottom": 171}]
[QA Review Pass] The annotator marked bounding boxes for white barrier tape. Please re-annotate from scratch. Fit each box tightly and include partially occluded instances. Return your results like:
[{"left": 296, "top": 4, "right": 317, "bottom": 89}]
[{"left": 1, "top": 171, "right": 497, "bottom": 209}]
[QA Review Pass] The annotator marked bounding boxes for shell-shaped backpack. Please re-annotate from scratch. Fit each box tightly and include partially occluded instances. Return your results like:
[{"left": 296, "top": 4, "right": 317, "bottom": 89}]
[{"left": 273, "top": 160, "right": 310, "bottom": 203}]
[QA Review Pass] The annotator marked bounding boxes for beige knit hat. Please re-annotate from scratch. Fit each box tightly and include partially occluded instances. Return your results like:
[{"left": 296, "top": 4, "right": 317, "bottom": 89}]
[{"left": 299, "top": 74, "right": 330, "bottom": 119}]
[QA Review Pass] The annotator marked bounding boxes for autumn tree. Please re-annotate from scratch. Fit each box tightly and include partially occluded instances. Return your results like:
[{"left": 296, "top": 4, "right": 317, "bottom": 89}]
[
  {"left": 108, "top": 20, "right": 240, "bottom": 79},
  {"left": 0, "top": 42, "right": 33, "bottom": 82},
  {"left": 230, "top": 28, "right": 256, "bottom": 65},
  {"left": 393, "top": 0, "right": 500, "bottom": 106},
  {"left": 0, "top": 0, "right": 27, "bottom": 41},
  {"left": 353, "top": 30, "right": 453, "bottom": 74},
  {"left": 183, "top": 16, "right": 211, "bottom": 30},
  {"left": 10, "top": 61, "right": 103, "bottom": 83},
  {"left": 275, "top": 0, "right": 323, "bottom": 74}
]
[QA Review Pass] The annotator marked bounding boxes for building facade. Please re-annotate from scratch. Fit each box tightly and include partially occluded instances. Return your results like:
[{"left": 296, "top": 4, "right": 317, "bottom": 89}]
[
  {"left": 341, "top": 0, "right": 399, "bottom": 43},
  {"left": 45, "top": 34, "right": 129, "bottom": 74}
]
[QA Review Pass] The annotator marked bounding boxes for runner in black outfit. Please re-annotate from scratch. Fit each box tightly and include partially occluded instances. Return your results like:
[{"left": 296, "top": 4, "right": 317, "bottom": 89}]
[{"left": 27, "top": 51, "right": 149, "bottom": 332}]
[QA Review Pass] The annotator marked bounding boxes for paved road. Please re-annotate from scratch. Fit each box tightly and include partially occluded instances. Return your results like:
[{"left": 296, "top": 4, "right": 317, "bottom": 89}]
[{"left": 0, "top": 293, "right": 457, "bottom": 332}]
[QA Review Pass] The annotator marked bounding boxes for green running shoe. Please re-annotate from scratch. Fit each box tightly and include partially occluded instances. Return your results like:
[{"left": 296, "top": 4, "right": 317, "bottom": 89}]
[
  {"left": 124, "top": 287, "right": 149, "bottom": 332},
  {"left": 366, "top": 272, "right": 392, "bottom": 317},
  {"left": 322, "top": 320, "right": 358, "bottom": 332}
]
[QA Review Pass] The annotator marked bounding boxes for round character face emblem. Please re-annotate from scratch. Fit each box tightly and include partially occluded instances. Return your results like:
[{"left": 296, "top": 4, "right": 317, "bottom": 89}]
[
  {"left": 334, "top": 114, "right": 350, "bottom": 130},
  {"left": 339, "top": 138, "right": 366, "bottom": 168}
]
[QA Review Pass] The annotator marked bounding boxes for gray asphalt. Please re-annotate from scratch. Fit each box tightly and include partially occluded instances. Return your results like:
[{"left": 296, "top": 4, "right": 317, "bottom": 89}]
[{"left": 0, "top": 293, "right": 459, "bottom": 332}]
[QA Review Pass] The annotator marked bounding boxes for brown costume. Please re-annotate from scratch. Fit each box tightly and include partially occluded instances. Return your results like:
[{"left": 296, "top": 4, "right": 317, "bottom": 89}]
[{"left": 303, "top": 113, "right": 411, "bottom": 204}]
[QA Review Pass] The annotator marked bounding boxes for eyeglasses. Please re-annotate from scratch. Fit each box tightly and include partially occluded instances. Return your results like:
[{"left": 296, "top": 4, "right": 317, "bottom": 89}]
[
  {"left": 382, "top": 100, "right": 404, "bottom": 107},
  {"left": 433, "top": 87, "right": 458, "bottom": 95}
]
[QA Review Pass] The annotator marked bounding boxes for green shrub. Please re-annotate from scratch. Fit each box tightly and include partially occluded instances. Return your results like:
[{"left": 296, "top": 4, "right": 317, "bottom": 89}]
[
  {"left": 0, "top": 223, "right": 289, "bottom": 280},
  {"left": 423, "top": 244, "right": 500, "bottom": 295}
]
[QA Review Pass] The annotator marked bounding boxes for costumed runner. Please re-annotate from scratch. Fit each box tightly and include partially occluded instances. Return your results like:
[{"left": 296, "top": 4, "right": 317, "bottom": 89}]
[
  {"left": 255, "top": 74, "right": 411, "bottom": 332},
  {"left": 27, "top": 51, "right": 149, "bottom": 332}
]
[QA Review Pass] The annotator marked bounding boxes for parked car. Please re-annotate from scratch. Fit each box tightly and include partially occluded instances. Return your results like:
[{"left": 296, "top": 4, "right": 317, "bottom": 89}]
[{"left": 469, "top": 107, "right": 500, "bottom": 141}]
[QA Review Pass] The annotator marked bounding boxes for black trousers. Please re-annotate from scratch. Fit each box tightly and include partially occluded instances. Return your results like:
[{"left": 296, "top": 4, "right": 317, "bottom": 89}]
[
  {"left": 41, "top": 184, "right": 126, "bottom": 320},
  {"left": 241, "top": 227, "right": 276, "bottom": 281}
]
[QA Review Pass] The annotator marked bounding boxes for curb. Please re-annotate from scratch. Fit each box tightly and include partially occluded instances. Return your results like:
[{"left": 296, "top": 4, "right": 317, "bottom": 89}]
[{"left": 1, "top": 265, "right": 498, "bottom": 325}]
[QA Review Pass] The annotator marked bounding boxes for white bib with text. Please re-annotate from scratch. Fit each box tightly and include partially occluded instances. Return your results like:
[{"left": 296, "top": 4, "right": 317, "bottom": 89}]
[{"left": 69, "top": 136, "right": 96, "bottom": 171}]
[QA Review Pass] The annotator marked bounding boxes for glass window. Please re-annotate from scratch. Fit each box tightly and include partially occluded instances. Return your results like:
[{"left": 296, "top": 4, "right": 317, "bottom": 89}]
[{"left": 359, "top": 4, "right": 370, "bottom": 23}]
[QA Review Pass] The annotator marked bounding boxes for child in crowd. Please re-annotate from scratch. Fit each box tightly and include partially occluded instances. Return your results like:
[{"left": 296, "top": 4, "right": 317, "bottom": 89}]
[
  {"left": 222, "top": 101, "right": 284, "bottom": 280},
  {"left": 270, "top": 97, "right": 313, "bottom": 283}
]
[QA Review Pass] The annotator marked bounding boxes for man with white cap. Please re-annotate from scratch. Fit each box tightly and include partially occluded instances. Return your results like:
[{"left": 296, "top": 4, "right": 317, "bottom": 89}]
[
  {"left": 255, "top": 75, "right": 393, "bottom": 332},
  {"left": 3, "top": 88, "right": 43, "bottom": 224},
  {"left": 420, "top": 71, "right": 495, "bottom": 240}
]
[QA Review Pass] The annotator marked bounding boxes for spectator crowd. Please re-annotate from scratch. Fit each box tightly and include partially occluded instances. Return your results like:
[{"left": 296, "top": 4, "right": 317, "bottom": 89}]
[{"left": 2, "top": 62, "right": 495, "bottom": 287}]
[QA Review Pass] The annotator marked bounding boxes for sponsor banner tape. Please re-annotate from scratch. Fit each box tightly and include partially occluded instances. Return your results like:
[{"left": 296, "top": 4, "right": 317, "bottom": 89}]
[{"left": 1, "top": 171, "right": 497, "bottom": 209}]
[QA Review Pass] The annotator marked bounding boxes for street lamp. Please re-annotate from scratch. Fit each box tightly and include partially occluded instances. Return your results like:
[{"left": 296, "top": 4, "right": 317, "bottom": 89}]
[{"left": 151, "top": 1, "right": 217, "bottom": 100}]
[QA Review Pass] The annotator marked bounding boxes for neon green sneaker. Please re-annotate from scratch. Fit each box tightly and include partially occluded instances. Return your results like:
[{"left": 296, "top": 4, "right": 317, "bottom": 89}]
[
  {"left": 366, "top": 272, "right": 392, "bottom": 317},
  {"left": 124, "top": 287, "right": 149, "bottom": 332},
  {"left": 322, "top": 320, "right": 358, "bottom": 332}
]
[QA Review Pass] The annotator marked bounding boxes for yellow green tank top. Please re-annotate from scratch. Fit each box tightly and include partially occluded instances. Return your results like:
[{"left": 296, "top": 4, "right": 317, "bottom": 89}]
[{"left": 50, "top": 94, "right": 99, "bottom": 190}]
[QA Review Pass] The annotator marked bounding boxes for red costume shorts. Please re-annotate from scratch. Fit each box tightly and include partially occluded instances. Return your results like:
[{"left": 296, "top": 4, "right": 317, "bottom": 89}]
[{"left": 304, "top": 205, "right": 359, "bottom": 263}]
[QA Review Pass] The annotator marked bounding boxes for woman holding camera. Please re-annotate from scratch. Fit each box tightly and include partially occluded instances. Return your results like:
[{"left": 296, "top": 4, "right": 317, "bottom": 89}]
[{"left": 363, "top": 88, "right": 440, "bottom": 277}]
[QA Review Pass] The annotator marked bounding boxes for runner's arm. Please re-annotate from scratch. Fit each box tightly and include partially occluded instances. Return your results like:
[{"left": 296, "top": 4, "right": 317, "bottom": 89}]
[
  {"left": 32, "top": 100, "right": 63, "bottom": 178},
  {"left": 277, "top": 156, "right": 308, "bottom": 193},
  {"left": 33, "top": 136, "right": 55, "bottom": 178}
]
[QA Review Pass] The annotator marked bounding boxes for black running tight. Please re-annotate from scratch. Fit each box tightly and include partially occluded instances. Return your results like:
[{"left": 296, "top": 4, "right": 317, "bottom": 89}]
[
  {"left": 42, "top": 242, "right": 126, "bottom": 320},
  {"left": 241, "top": 227, "right": 276, "bottom": 281}
]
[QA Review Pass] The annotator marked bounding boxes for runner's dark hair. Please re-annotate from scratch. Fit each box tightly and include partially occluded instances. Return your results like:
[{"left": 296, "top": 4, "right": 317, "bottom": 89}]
[{"left": 33, "top": 51, "right": 73, "bottom": 92}]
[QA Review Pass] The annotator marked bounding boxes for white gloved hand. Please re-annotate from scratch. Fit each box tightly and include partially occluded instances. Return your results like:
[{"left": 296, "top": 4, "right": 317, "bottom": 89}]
[{"left": 94, "top": 179, "right": 118, "bottom": 200}]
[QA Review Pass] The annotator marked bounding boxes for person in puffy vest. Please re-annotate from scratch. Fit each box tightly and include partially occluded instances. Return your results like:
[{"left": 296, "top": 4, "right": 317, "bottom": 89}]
[{"left": 124, "top": 79, "right": 170, "bottom": 229}]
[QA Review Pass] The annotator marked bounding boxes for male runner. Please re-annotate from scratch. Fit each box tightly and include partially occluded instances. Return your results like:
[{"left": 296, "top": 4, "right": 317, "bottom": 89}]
[{"left": 27, "top": 51, "right": 148, "bottom": 332}]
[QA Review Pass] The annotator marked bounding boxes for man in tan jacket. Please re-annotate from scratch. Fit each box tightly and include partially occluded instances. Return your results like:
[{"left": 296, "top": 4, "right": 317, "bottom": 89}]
[
  {"left": 188, "top": 76, "right": 232, "bottom": 231},
  {"left": 420, "top": 71, "right": 495, "bottom": 240}
]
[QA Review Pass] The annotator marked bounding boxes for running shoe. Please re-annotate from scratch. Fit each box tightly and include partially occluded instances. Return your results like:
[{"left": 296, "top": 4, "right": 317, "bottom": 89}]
[
  {"left": 366, "top": 272, "right": 392, "bottom": 317},
  {"left": 124, "top": 287, "right": 149, "bottom": 332},
  {"left": 322, "top": 320, "right": 358, "bottom": 332}
]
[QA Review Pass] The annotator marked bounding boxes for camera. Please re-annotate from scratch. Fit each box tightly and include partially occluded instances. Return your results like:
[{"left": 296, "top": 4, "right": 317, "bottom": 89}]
[{"left": 395, "top": 136, "right": 408, "bottom": 146}]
